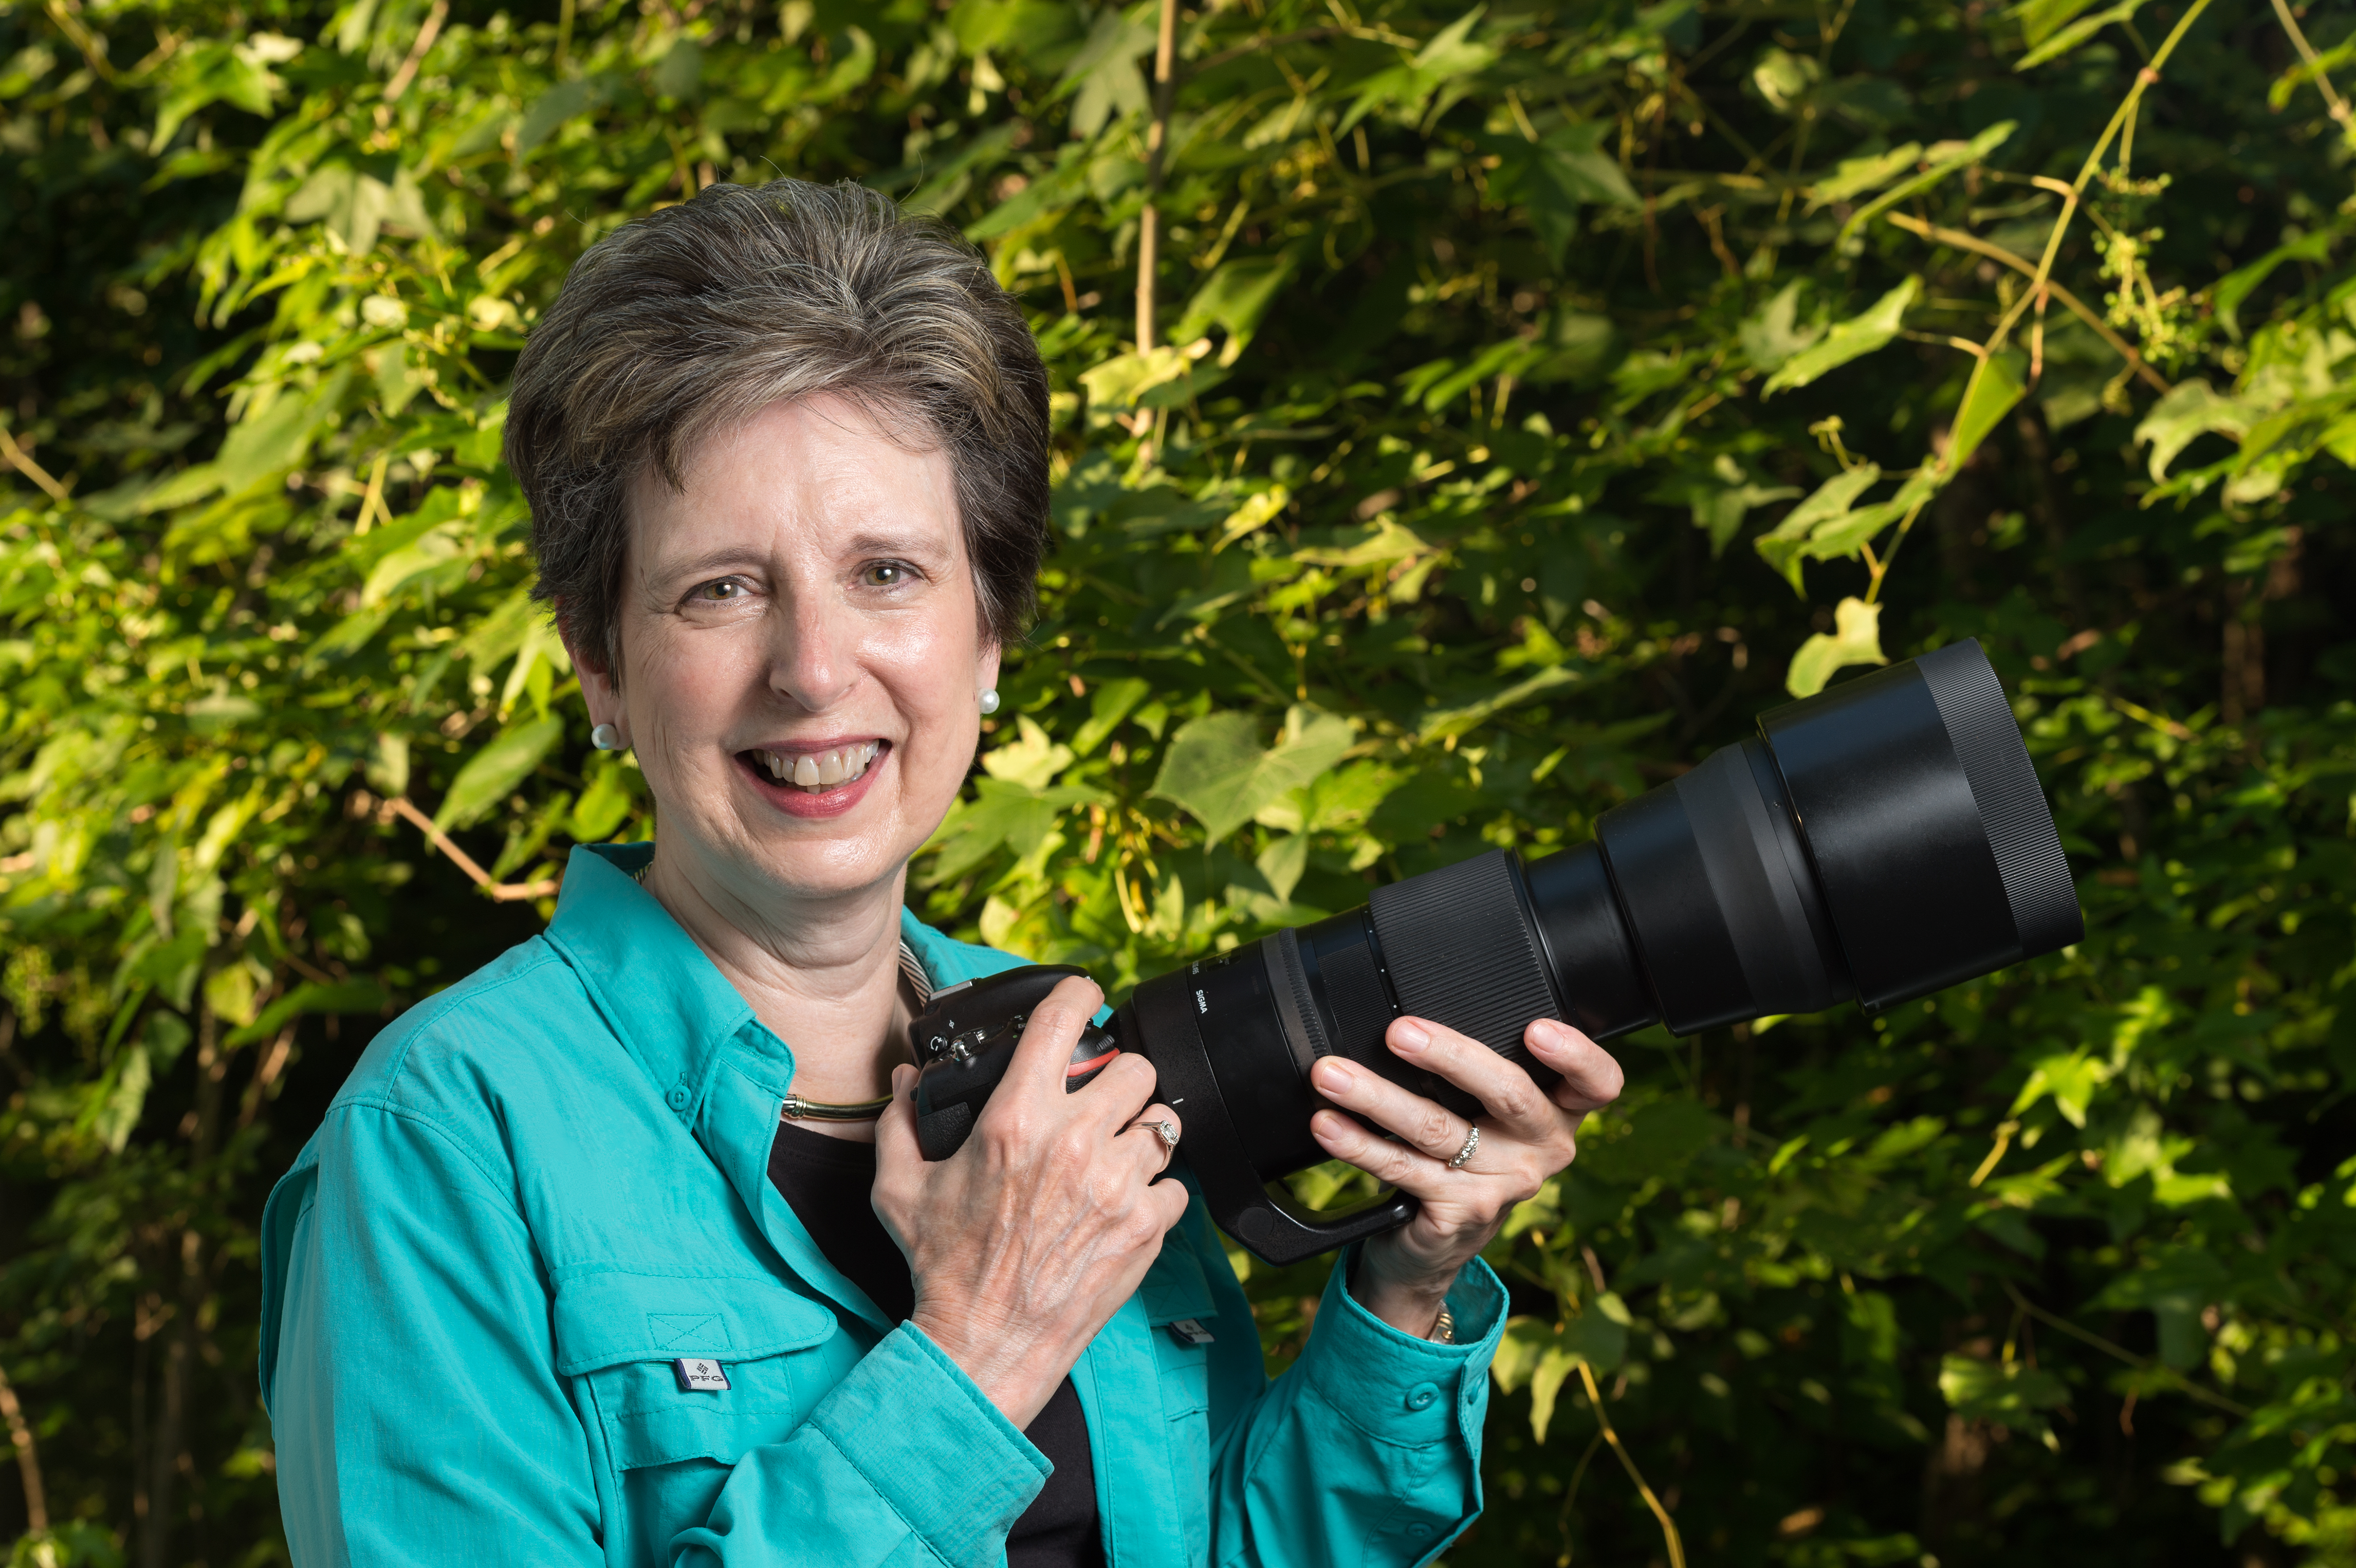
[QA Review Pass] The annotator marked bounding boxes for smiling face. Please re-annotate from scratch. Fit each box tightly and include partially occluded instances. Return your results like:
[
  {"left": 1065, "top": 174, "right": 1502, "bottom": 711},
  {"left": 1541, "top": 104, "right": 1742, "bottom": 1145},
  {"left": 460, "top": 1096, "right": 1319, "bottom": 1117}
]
[{"left": 576, "top": 393, "right": 997, "bottom": 915}]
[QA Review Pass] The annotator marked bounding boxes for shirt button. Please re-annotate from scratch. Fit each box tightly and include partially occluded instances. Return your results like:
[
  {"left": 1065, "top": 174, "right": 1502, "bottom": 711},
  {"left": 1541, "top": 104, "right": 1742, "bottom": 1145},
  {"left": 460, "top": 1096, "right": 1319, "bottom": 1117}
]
[
  {"left": 1404, "top": 1382, "right": 1439, "bottom": 1412},
  {"left": 667, "top": 1086, "right": 691, "bottom": 1111}
]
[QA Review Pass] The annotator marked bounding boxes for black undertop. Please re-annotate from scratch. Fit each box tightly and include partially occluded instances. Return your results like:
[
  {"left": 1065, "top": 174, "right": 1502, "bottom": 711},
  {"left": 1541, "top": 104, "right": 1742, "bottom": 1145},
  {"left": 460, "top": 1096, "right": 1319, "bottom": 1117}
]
[{"left": 767, "top": 1118, "right": 1103, "bottom": 1568}]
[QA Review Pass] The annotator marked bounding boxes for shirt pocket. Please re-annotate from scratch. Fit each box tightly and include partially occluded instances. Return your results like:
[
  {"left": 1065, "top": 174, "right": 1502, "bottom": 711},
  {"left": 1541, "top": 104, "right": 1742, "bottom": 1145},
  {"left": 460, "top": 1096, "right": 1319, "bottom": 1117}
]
[
  {"left": 552, "top": 1269, "right": 837, "bottom": 1568},
  {"left": 1137, "top": 1242, "right": 1221, "bottom": 1566}
]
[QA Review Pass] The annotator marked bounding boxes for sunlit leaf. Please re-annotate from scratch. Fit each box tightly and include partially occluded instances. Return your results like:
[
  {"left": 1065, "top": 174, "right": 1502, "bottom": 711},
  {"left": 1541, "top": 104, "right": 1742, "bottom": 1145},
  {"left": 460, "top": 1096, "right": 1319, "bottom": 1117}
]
[
  {"left": 1762, "top": 278, "right": 1920, "bottom": 395},
  {"left": 1784, "top": 596, "right": 1889, "bottom": 697},
  {"left": 435, "top": 716, "right": 565, "bottom": 830}
]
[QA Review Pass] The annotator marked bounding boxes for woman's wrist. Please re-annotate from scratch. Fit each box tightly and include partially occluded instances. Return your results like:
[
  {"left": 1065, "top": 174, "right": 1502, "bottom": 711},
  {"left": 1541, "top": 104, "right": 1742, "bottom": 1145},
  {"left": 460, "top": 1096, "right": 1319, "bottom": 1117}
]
[
  {"left": 908, "top": 1302, "right": 1073, "bottom": 1431},
  {"left": 1348, "top": 1241, "right": 1461, "bottom": 1338}
]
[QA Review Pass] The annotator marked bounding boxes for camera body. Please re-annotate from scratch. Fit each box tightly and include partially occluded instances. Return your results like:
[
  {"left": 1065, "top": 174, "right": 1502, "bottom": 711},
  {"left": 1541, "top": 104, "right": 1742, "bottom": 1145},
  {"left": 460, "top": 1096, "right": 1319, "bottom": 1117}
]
[{"left": 910, "top": 964, "right": 1121, "bottom": 1161}]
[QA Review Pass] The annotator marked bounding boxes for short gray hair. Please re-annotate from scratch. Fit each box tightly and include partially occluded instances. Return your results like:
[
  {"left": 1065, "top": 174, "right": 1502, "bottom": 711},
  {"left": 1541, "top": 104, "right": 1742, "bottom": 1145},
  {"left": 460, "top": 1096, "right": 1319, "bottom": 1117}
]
[{"left": 506, "top": 178, "right": 1051, "bottom": 673}]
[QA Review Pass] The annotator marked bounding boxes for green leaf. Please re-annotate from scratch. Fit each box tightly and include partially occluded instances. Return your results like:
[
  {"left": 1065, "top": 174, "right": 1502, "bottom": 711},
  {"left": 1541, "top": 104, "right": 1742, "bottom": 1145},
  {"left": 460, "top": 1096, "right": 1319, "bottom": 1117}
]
[
  {"left": 223, "top": 979, "right": 390, "bottom": 1048},
  {"left": 923, "top": 778, "right": 1101, "bottom": 883},
  {"left": 1071, "top": 678, "right": 1151, "bottom": 756},
  {"left": 1948, "top": 350, "right": 2028, "bottom": 470},
  {"left": 2009, "top": 0, "right": 2107, "bottom": 46},
  {"left": 516, "top": 78, "right": 598, "bottom": 156},
  {"left": 980, "top": 716, "right": 1076, "bottom": 790},
  {"left": 2016, "top": 0, "right": 2148, "bottom": 68},
  {"left": 1808, "top": 142, "right": 1924, "bottom": 206},
  {"left": 1419, "top": 662, "right": 1587, "bottom": 742},
  {"left": 1938, "top": 1355, "right": 2070, "bottom": 1430},
  {"left": 1762, "top": 278, "right": 1920, "bottom": 395},
  {"left": 1752, "top": 47, "right": 1823, "bottom": 115},
  {"left": 1152, "top": 706, "right": 1355, "bottom": 843},
  {"left": 1754, "top": 464, "right": 1883, "bottom": 591},
  {"left": 2213, "top": 230, "right": 2336, "bottom": 340},
  {"left": 1056, "top": 7, "right": 1153, "bottom": 137},
  {"left": 566, "top": 755, "right": 638, "bottom": 843},
  {"left": 435, "top": 716, "right": 565, "bottom": 830},
  {"left": 1784, "top": 596, "right": 1889, "bottom": 697},
  {"left": 2089, "top": 1249, "right": 2232, "bottom": 1368},
  {"left": 1339, "top": 7, "right": 1499, "bottom": 133},
  {"left": 1173, "top": 256, "right": 1299, "bottom": 368},
  {"left": 1833, "top": 123, "right": 2015, "bottom": 246},
  {"left": 1738, "top": 281, "right": 1825, "bottom": 372},
  {"left": 2135, "top": 379, "right": 2261, "bottom": 480},
  {"left": 1256, "top": 832, "right": 1309, "bottom": 904}
]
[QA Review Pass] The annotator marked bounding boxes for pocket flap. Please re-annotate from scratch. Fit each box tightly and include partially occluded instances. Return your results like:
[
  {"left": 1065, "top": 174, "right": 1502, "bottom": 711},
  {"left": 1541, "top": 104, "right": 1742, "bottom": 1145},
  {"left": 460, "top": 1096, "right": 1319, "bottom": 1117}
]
[
  {"left": 1138, "top": 1237, "right": 1218, "bottom": 1328},
  {"left": 551, "top": 1269, "right": 834, "bottom": 1377}
]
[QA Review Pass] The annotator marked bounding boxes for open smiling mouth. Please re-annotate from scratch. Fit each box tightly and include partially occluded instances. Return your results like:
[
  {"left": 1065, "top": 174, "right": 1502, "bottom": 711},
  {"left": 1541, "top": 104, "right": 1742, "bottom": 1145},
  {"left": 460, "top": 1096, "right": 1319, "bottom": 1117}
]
[{"left": 739, "top": 741, "right": 887, "bottom": 796}]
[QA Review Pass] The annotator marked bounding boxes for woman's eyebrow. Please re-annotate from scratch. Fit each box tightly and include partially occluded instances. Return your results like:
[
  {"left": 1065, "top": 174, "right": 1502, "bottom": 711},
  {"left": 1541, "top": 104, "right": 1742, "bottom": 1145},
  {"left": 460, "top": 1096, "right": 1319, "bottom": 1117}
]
[
  {"left": 839, "top": 529, "right": 951, "bottom": 559},
  {"left": 649, "top": 547, "right": 766, "bottom": 582}
]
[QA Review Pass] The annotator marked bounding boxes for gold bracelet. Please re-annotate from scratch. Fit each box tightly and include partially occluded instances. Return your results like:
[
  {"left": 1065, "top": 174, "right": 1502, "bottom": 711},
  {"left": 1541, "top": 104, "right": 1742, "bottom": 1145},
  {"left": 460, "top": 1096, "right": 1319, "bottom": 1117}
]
[{"left": 1429, "top": 1305, "right": 1455, "bottom": 1344}]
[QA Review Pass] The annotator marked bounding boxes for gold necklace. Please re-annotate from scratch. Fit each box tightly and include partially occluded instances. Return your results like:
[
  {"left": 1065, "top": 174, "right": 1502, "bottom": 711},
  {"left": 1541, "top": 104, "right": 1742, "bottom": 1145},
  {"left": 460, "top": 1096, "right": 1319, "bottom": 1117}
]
[{"left": 778, "top": 939, "right": 935, "bottom": 1124}]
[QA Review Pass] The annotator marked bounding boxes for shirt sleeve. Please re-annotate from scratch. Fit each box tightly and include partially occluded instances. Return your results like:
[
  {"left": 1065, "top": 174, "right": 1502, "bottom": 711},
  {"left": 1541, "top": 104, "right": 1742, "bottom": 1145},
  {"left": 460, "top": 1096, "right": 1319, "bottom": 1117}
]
[
  {"left": 266, "top": 1101, "right": 1050, "bottom": 1568},
  {"left": 1200, "top": 1220, "right": 1505, "bottom": 1568},
  {"left": 267, "top": 1103, "right": 604, "bottom": 1567}
]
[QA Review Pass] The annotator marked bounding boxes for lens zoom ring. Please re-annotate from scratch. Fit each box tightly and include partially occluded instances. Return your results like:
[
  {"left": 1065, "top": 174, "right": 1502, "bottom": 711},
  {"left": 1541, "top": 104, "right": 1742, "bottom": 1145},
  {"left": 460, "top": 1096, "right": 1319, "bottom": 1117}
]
[
  {"left": 1368, "top": 850, "right": 1558, "bottom": 1059},
  {"left": 1317, "top": 937, "right": 1395, "bottom": 1067},
  {"left": 1916, "top": 640, "right": 2084, "bottom": 956}
]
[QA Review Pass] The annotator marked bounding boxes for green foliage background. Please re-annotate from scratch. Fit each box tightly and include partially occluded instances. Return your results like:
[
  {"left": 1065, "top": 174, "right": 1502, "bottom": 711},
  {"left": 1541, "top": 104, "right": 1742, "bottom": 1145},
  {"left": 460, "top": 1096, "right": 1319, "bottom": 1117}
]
[{"left": 3, "top": 0, "right": 2355, "bottom": 1564}]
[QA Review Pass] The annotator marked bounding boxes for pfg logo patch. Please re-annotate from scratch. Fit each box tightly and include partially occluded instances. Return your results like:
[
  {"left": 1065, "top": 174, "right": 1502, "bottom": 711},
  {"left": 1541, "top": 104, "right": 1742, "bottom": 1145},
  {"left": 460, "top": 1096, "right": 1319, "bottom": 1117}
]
[{"left": 672, "top": 1357, "right": 731, "bottom": 1392}]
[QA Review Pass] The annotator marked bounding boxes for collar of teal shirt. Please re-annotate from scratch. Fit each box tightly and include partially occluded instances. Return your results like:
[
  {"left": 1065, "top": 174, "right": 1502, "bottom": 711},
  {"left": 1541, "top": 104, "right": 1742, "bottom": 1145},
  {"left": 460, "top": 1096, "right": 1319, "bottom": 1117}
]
[{"left": 542, "top": 841, "right": 1033, "bottom": 1341}]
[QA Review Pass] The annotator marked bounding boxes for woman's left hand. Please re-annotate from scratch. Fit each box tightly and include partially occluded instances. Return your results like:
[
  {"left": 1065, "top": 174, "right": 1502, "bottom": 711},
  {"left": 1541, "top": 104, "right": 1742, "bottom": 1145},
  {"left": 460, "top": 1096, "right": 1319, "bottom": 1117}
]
[{"left": 1308, "top": 1015, "right": 1624, "bottom": 1338}]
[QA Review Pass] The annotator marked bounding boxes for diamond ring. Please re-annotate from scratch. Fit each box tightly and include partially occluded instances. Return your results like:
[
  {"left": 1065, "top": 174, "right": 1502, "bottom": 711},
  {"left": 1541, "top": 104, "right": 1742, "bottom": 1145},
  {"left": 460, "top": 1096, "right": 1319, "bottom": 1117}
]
[
  {"left": 1128, "top": 1117, "right": 1180, "bottom": 1150},
  {"left": 1446, "top": 1125, "right": 1480, "bottom": 1170}
]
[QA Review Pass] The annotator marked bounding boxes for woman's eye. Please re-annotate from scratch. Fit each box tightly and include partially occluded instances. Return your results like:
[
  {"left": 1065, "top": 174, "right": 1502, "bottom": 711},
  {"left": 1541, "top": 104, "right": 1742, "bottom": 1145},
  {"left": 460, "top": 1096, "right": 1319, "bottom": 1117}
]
[
  {"left": 695, "top": 580, "right": 744, "bottom": 602},
  {"left": 861, "top": 561, "right": 911, "bottom": 588}
]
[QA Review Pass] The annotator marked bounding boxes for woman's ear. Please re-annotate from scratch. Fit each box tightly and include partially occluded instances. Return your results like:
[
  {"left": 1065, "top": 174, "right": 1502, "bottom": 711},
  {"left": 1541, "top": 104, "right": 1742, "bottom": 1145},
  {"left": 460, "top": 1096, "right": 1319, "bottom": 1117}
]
[
  {"left": 977, "top": 640, "right": 1002, "bottom": 705},
  {"left": 555, "top": 601, "right": 622, "bottom": 731}
]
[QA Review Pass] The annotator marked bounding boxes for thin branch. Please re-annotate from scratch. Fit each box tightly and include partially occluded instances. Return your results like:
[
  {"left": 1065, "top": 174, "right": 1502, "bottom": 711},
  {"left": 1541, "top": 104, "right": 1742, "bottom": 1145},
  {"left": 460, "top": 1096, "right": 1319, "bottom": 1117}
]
[
  {"left": 383, "top": 0, "right": 449, "bottom": 103},
  {"left": 1136, "top": 0, "right": 1181, "bottom": 353},
  {"left": 0, "top": 427, "right": 71, "bottom": 504},
  {"left": 1577, "top": 1360, "right": 1686, "bottom": 1568},
  {"left": 2270, "top": 0, "right": 2350, "bottom": 123},
  {"left": 1999, "top": 1280, "right": 2254, "bottom": 1418},
  {"left": 381, "top": 796, "right": 559, "bottom": 902},
  {"left": 1884, "top": 213, "right": 2170, "bottom": 393},
  {"left": 41, "top": 0, "right": 114, "bottom": 82},
  {"left": 0, "top": 1359, "right": 47, "bottom": 1534}
]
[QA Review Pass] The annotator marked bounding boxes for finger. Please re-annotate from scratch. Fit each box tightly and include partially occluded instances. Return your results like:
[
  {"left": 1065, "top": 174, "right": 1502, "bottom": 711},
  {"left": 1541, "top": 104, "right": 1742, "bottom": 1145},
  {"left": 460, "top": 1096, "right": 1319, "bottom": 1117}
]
[
  {"left": 1524, "top": 1018, "right": 1624, "bottom": 1111},
  {"left": 1072, "top": 1047, "right": 1160, "bottom": 1131},
  {"left": 1384, "top": 1016, "right": 1558, "bottom": 1140},
  {"left": 871, "top": 1065, "right": 926, "bottom": 1194},
  {"left": 1001, "top": 974, "right": 1106, "bottom": 1096},
  {"left": 1308, "top": 1055, "right": 1475, "bottom": 1166},
  {"left": 1307, "top": 1106, "right": 1449, "bottom": 1193},
  {"left": 1118, "top": 1102, "right": 1183, "bottom": 1173}
]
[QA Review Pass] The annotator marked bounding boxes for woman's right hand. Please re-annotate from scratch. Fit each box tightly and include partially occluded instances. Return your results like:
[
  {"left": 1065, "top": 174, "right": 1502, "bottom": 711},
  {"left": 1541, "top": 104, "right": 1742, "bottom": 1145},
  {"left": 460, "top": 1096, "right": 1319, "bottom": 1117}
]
[{"left": 873, "top": 975, "right": 1189, "bottom": 1429}]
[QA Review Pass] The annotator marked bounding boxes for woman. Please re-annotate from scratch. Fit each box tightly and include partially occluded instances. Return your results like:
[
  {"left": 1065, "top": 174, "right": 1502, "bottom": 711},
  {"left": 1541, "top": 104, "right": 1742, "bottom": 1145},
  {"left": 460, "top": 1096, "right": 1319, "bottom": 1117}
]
[{"left": 259, "top": 178, "right": 1624, "bottom": 1568}]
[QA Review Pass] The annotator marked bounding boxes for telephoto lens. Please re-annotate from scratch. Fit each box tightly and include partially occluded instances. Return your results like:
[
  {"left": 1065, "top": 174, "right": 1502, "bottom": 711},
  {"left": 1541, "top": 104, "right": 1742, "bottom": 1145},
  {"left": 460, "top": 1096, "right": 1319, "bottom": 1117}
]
[{"left": 911, "top": 638, "right": 2083, "bottom": 1264}]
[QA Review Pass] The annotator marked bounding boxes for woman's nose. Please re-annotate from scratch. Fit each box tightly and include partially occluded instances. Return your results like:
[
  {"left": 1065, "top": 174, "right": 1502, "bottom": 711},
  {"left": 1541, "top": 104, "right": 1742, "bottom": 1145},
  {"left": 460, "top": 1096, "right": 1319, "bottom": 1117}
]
[{"left": 766, "top": 602, "right": 860, "bottom": 713}]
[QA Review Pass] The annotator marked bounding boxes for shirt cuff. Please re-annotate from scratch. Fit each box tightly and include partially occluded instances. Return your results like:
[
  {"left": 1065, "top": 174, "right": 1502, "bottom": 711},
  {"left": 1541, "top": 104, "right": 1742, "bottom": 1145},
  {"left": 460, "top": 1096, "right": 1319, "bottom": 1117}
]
[
  {"left": 1294, "top": 1245, "right": 1507, "bottom": 1446},
  {"left": 807, "top": 1322, "right": 1049, "bottom": 1563}
]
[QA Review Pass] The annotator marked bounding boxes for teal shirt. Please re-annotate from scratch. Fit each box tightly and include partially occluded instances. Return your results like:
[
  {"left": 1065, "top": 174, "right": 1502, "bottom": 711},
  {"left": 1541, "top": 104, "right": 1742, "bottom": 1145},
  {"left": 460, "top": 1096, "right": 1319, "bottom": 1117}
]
[{"left": 259, "top": 843, "right": 1504, "bottom": 1567}]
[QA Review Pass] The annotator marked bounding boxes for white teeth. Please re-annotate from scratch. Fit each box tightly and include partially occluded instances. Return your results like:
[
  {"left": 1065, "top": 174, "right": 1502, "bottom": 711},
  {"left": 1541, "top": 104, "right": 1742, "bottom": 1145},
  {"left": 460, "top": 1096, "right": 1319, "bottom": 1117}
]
[{"left": 753, "top": 743, "right": 880, "bottom": 793}]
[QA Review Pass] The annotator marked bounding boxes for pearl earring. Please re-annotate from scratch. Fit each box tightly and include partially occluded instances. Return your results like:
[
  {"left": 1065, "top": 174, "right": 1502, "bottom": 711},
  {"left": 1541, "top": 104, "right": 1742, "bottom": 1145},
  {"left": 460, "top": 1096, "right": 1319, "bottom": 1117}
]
[
  {"left": 591, "top": 722, "right": 622, "bottom": 751},
  {"left": 979, "top": 689, "right": 1001, "bottom": 716}
]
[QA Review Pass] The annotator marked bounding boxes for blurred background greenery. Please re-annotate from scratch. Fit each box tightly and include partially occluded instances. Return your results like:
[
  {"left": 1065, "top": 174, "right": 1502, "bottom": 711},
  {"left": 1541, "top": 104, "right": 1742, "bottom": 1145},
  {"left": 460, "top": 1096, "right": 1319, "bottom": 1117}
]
[{"left": 2, "top": 0, "right": 2354, "bottom": 1564}]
